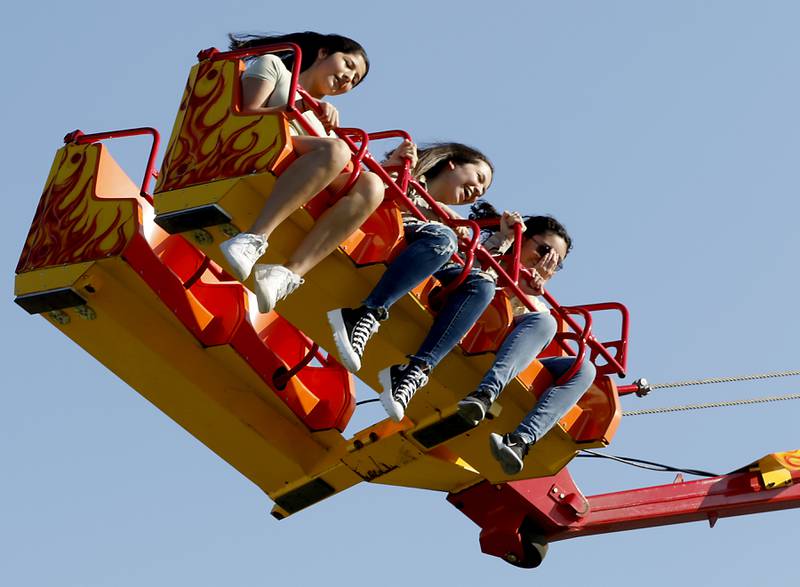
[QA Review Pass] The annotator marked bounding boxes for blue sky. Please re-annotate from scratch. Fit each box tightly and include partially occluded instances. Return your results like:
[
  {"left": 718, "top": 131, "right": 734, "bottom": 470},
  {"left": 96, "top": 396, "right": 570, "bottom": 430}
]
[{"left": 2, "top": 1, "right": 798, "bottom": 585}]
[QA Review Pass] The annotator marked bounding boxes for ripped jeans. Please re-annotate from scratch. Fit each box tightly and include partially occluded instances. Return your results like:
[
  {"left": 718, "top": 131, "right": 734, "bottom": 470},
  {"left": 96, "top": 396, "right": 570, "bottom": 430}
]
[
  {"left": 363, "top": 221, "right": 458, "bottom": 317},
  {"left": 476, "top": 311, "right": 597, "bottom": 444},
  {"left": 364, "top": 221, "right": 495, "bottom": 370}
]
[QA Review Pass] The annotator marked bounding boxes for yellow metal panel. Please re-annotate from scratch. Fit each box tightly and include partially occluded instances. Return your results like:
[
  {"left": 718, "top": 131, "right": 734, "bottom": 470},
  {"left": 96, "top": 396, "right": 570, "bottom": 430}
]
[
  {"left": 35, "top": 257, "right": 337, "bottom": 496},
  {"left": 157, "top": 176, "right": 596, "bottom": 485},
  {"left": 14, "top": 262, "right": 95, "bottom": 296},
  {"left": 758, "top": 452, "right": 797, "bottom": 489}
]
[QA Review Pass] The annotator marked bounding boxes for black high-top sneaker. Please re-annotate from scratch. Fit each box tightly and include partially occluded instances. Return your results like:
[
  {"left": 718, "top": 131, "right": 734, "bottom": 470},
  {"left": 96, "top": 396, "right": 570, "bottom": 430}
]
[
  {"left": 327, "top": 306, "right": 381, "bottom": 373},
  {"left": 457, "top": 389, "right": 494, "bottom": 426},
  {"left": 378, "top": 362, "right": 429, "bottom": 422},
  {"left": 489, "top": 432, "right": 531, "bottom": 475}
]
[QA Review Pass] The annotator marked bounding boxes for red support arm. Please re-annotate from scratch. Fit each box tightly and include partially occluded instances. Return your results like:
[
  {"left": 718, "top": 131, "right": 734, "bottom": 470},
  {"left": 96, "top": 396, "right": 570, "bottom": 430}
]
[{"left": 448, "top": 450, "right": 800, "bottom": 567}]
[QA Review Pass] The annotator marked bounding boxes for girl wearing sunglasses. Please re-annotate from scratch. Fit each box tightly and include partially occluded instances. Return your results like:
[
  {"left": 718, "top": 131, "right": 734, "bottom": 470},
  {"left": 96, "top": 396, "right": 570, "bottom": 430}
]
[{"left": 456, "top": 209, "right": 596, "bottom": 475}]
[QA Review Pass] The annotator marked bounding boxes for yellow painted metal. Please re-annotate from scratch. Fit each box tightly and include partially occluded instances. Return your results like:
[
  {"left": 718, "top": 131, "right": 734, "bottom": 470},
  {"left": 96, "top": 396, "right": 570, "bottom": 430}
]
[
  {"left": 757, "top": 451, "right": 799, "bottom": 489},
  {"left": 14, "top": 262, "right": 96, "bottom": 298},
  {"left": 14, "top": 144, "right": 342, "bottom": 503},
  {"left": 154, "top": 167, "right": 615, "bottom": 489},
  {"left": 17, "top": 56, "right": 622, "bottom": 517},
  {"left": 153, "top": 54, "right": 621, "bottom": 488}
]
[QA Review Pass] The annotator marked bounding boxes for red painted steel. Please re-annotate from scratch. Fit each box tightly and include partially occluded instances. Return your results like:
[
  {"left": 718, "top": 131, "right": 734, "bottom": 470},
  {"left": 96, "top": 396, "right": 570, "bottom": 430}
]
[
  {"left": 552, "top": 466, "right": 800, "bottom": 540},
  {"left": 191, "top": 44, "right": 631, "bottom": 380},
  {"left": 64, "top": 127, "right": 160, "bottom": 204},
  {"left": 449, "top": 461, "right": 800, "bottom": 566}
]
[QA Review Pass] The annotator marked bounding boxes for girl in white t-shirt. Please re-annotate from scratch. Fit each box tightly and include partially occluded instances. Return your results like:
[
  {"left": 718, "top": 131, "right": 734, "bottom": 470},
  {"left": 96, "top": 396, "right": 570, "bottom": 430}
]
[{"left": 220, "top": 32, "right": 384, "bottom": 313}]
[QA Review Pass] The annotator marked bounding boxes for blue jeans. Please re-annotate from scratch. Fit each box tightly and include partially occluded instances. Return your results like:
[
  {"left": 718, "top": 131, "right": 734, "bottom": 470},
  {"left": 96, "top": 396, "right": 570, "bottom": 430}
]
[
  {"left": 363, "top": 222, "right": 458, "bottom": 318},
  {"left": 475, "top": 311, "right": 597, "bottom": 444},
  {"left": 409, "top": 264, "right": 496, "bottom": 370}
]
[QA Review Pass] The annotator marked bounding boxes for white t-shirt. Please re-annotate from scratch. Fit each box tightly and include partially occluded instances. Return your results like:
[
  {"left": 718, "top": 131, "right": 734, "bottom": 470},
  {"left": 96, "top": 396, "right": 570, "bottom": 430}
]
[{"left": 243, "top": 54, "right": 329, "bottom": 137}]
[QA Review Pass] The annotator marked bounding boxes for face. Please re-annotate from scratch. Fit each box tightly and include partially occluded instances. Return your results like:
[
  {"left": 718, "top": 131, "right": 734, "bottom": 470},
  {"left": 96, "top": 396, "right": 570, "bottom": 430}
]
[
  {"left": 305, "top": 50, "right": 367, "bottom": 97},
  {"left": 520, "top": 231, "right": 568, "bottom": 279},
  {"left": 426, "top": 159, "right": 493, "bottom": 206}
]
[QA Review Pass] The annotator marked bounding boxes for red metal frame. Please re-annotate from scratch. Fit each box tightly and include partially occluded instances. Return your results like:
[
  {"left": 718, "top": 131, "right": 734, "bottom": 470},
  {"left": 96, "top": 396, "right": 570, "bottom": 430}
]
[
  {"left": 193, "top": 44, "right": 631, "bottom": 380},
  {"left": 195, "top": 43, "right": 631, "bottom": 379},
  {"left": 449, "top": 457, "right": 800, "bottom": 566},
  {"left": 64, "top": 127, "right": 160, "bottom": 204}
]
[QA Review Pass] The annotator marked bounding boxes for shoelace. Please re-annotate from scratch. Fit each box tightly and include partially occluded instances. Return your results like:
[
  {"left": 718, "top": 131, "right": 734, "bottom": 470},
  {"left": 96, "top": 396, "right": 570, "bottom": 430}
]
[
  {"left": 394, "top": 366, "right": 428, "bottom": 407},
  {"left": 350, "top": 313, "right": 379, "bottom": 356},
  {"left": 276, "top": 273, "right": 303, "bottom": 300},
  {"left": 241, "top": 234, "right": 267, "bottom": 259},
  {"left": 471, "top": 390, "right": 493, "bottom": 409}
]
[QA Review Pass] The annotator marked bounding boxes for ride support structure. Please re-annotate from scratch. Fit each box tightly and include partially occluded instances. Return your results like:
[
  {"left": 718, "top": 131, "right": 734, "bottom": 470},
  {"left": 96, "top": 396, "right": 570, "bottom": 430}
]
[{"left": 13, "top": 41, "right": 799, "bottom": 569}]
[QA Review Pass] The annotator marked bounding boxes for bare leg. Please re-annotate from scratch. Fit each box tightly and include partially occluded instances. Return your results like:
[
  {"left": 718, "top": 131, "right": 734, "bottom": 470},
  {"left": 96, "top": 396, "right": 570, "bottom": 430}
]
[
  {"left": 285, "top": 171, "right": 385, "bottom": 277},
  {"left": 249, "top": 136, "right": 351, "bottom": 238}
]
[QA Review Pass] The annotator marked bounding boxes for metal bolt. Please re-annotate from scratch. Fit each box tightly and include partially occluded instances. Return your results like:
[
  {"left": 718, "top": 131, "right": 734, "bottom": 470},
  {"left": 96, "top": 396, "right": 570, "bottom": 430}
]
[
  {"left": 220, "top": 223, "right": 240, "bottom": 238},
  {"left": 635, "top": 378, "right": 651, "bottom": 397},
  {"left": 75, "top": 305, "right": 96, "bottom": 320},
  {"left": 48, "top": 310, "right": 70, "bottom": 325},
  {"left": 191, "top": 229, "right": 213, "bottom": 245},
  {"left": 559, "top": 493, "right": 566, "bottom": 499}
]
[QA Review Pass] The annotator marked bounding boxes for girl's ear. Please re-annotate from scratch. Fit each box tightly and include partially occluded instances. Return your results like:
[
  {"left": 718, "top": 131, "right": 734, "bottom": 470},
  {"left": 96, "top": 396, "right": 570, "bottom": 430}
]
[
  {"left": 316, "top": 48, "right": 329, "bottom": 61},
  {"left": 447, "top": 160, "right": 457, "bottom": 170}
]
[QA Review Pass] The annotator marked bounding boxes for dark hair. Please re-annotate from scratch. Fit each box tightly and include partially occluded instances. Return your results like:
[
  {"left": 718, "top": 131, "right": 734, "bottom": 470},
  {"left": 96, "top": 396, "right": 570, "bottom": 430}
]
[
  {"left": 523, "top": 215, "right": 573, "bottom": 256},
  {"left": 469, "top": 203, "right": 573, "bottom": 256},
  {"left": 228, "top": 31, "right": 370, "bottom": 85},
  {"left": 412, "top": 142, "right": 493, "bottom": 182}
]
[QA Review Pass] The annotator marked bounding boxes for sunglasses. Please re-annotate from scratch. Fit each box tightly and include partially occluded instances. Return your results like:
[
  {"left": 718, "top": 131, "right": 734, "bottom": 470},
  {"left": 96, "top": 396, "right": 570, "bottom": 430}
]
[{"left": 533, "top": 242, "right": 564, "bottom": 272}]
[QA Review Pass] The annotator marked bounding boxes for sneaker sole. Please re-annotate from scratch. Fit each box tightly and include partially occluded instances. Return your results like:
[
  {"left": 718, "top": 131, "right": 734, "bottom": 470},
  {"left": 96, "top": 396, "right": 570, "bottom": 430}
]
[
  {"left": 327, "top": 310, "right": 361, "bottom": 373},
  {"left": 254, "top": 281, "right": 275, "bottom": 313},
  {"left": 489, "top": 433, "right": 524, "bottom": 476},
  {"left": 378, "top": 367, "right": 404, "bottom": 422}
]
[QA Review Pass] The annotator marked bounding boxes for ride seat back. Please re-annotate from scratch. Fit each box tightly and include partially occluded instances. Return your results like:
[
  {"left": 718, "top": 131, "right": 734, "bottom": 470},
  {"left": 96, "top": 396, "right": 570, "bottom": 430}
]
[{"left": 155, "top": 58, "right": 294, "bottom": 194}]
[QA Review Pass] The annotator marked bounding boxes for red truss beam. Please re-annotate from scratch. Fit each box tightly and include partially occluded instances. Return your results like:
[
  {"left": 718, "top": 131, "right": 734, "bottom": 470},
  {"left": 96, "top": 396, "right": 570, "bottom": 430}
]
[{"left": 448, "top": 451, "right": 800, "bottom": 567}]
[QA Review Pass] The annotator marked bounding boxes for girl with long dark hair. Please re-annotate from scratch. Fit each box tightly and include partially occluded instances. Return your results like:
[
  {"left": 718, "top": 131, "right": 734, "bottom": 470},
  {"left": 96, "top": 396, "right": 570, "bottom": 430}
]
[
  {"left": 456, "top": 210, "right": 597, "bottom": 475},
  {"left": 327, "top": 142, "right": 526, "bottom": 422},
  {"left": 220, "top": 32, "right": 384, "bottom": 313}
]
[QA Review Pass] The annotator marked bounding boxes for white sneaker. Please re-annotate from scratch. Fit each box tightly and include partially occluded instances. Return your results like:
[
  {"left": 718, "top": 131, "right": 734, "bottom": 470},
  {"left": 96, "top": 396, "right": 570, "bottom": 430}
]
[
  {"left": 253, "top": 264, "right": 303, "bottom": 313},
  {"left": 220, "top": 233, "right": 268, "bottom": 281}
]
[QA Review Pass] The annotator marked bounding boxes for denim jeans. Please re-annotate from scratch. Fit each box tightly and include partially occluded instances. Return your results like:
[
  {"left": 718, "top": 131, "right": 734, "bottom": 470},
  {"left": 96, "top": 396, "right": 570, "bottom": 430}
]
[
  {"left": 363, "top": 222, "right": 458, "bottom": 318},
  {"left": 409, "top": 264, "right": 496, "bottom": 370},
  {"left": 475, "top": 311, "right": 597, "bottom": 444}
]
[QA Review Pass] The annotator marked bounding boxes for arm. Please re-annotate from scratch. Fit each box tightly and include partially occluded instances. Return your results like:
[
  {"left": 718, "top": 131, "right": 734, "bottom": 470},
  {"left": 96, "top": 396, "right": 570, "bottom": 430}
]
[
  {"left": 239, "top": 55, "right": 340, "bottom": 129},
  {"left": 240, "top": 76, "right": 285, "bottom": 115},
  {"left": 484, "top": 210, "right": 524, "bottom": 254}
]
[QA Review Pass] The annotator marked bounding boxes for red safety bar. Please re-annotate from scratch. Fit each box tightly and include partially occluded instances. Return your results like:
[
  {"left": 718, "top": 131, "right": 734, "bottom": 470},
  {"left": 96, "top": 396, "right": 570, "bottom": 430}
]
[
  {"left": 196, "top": 44, "right": 630, "bottom": 379},
  {"left": 64, "top": 127, "right": 160, "bottom": 205}
]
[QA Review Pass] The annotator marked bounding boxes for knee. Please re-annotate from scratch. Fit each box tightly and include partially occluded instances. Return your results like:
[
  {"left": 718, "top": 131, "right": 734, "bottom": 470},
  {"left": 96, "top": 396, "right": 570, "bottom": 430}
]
[
  {"left": 321, "top": 138, "right": 352, "bottom": 171},
  {"left": 523, "top": 311, "right": 557, "bottom": 342},
  {"left": 468, "top": 274, "right": 496, "bottom": 302},
  {"left": 423, "top": 224, "right": 458, "bottom": 255},
  {"left": 437, "top": 224, "right": 459, "bottom": 250},
  {"left": 536, "top": 312, "right": 558, "bottom": 340},
  {"left": 355, "top": 171, "right": 385, "bottom": 210},
  {"left": 577, "top": 358, "right": 597, "bottom": 385}
]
